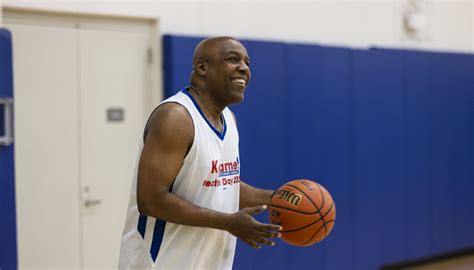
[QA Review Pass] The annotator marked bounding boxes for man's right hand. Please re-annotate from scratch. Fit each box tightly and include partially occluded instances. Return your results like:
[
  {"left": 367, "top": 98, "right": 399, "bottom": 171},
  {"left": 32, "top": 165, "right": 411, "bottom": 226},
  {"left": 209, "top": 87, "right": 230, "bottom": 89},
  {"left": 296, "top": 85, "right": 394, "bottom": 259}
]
[{"left": 224, "top": 205, "right": 282, "bottom": 249}]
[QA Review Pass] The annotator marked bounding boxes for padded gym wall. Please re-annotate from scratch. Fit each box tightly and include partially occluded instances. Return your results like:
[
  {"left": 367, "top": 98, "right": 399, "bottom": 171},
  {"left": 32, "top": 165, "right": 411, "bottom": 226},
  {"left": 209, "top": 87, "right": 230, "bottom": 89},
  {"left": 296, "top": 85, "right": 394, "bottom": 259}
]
[
  {"left": 0, "top": 28, "right": 18, "bottom": 270},
  {"left": 351, "top": 48, "right": 405, "bottom": 269},
  {"left": 162, "top": 35, "right": 474, "bottom": 270},
  {"left": 285, "top": 43, "right": 353, "bottom": 270}
]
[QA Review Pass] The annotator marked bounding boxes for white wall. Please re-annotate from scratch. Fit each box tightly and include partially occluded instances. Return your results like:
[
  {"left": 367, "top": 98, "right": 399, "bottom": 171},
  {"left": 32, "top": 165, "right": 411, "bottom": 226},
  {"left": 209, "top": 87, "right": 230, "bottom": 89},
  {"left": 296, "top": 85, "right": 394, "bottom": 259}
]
[{"left": 2, "top": 0, "right": 473, "bottom": 53}]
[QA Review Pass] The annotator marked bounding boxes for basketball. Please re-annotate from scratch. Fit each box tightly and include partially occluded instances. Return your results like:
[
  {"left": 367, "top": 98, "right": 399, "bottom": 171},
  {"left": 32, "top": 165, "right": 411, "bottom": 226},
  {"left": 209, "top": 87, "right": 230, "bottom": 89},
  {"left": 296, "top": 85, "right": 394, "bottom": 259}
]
[{"left": 268, "top": 179, "right": 336, "bottom": 246}]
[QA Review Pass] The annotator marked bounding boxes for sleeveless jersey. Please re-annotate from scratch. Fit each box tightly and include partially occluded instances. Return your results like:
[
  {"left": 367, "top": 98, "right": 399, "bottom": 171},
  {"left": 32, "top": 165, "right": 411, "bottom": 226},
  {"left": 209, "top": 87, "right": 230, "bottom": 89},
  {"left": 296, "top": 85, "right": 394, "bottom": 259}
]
[{"left": 119, "top": 89, "right": 240, "bottom": 270}]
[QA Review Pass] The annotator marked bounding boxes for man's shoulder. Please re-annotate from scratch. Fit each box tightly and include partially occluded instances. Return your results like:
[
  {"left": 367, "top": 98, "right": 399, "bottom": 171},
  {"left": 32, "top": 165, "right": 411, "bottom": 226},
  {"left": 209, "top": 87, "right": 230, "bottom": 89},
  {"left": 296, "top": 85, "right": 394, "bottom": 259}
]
[
  {"left": 151, "top": 102, "right": 192, "bottom": 127},
  {"left": 144, "top": 102, "right": 193, "bottom": 142}
]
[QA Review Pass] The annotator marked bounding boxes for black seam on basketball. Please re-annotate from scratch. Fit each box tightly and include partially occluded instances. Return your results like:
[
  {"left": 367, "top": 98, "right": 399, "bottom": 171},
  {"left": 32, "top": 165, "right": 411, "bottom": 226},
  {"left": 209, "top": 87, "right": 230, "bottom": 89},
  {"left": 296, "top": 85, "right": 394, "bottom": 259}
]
[
  {"left": 315, "top": 184, "right": 328, "bottom": 235},
  {"left": 279, "top": 202, "right": 334, "bottom": 233},
  {"left": 303, "top": 220, "right": 335, "bottom": 246},
  {"left": 269, "top": 204, "right": 322, "bottom": 215},
  {"left": 279, "top": 203, "right": 333, "bottom": 233},
  {"left": 302, "top": 220, "right": 335, "bottom": 246},
  {"left": 286, "top": 183, "right": 324, "bottom": 213}
]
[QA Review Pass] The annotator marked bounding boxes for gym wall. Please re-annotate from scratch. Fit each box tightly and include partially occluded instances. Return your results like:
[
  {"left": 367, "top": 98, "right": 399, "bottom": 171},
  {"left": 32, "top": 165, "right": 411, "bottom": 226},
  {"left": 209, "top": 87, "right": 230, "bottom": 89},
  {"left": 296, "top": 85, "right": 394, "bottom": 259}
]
[
  {"left": 163, "top": 34, "right": 474, "bottom": 270},
  {"left": 3, "top": 1, "right": 474, "bottom": 53}
]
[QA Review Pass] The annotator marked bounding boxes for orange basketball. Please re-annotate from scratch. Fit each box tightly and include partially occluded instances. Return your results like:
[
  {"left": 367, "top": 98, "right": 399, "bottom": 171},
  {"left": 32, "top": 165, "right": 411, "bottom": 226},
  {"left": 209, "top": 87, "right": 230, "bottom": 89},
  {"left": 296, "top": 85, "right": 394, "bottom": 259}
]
[{"left": 268, "top": 179, "right": 336, "bottom": 246}]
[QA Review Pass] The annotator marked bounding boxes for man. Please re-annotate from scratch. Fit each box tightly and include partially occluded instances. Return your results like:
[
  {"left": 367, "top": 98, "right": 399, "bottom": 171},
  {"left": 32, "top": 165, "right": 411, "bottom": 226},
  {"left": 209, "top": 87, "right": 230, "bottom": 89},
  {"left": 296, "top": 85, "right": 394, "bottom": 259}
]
[{"left": 119, "top": 36, "right": 281, "bottom": 270}]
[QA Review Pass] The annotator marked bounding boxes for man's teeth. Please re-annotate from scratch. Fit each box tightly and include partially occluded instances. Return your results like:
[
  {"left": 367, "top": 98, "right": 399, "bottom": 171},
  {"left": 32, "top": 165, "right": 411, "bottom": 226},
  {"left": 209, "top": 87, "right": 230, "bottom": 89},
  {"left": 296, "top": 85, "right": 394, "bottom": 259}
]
[{"left": 233, "top": 78, "right": 246, "bottom": 85}]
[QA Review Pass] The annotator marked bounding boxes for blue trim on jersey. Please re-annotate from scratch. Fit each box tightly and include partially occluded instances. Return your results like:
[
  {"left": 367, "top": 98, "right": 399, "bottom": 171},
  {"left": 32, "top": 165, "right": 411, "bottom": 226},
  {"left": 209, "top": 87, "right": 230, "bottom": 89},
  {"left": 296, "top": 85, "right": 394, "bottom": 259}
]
[
  {"left": 137, "top": 214, "right": 147, "bottom": 239},
  {"left": 148, "top": 182, "right": 174, "bottom": 262},
  {"left": 181, "top": 89, "right": 227, "bottom": 140},
  {"left": 150, "top": 219, "right": 167, "bottom": 262}
]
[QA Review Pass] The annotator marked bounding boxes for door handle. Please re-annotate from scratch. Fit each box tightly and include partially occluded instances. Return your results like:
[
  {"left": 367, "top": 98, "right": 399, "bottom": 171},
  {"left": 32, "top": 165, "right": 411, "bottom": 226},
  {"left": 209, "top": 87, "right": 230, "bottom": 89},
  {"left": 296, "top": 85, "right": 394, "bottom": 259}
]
[
  {"left": 0, "top": 98, "right": 14, "bottom": 146},
  {"left": 84, "top": 198, "right": 102, "bottom": 207},
  {"left": 83, "top": 186, "right": 102, "bottom": 207}
]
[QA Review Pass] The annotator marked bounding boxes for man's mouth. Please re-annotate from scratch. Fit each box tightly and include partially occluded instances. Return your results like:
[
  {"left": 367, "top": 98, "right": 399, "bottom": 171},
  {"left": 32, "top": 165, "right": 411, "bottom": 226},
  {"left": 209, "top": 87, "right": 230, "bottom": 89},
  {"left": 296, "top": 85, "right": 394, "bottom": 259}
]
[{"left": 231, "top": 78, "right": 246, "bottom": 86}]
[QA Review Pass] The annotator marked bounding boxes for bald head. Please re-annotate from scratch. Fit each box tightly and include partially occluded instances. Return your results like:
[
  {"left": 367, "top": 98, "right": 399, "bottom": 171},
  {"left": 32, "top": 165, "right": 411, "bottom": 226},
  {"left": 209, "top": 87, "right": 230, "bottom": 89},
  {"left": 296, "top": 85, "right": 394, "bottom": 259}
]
[{"left": 192, "top": 36, "right": 239, "bottom": 66}]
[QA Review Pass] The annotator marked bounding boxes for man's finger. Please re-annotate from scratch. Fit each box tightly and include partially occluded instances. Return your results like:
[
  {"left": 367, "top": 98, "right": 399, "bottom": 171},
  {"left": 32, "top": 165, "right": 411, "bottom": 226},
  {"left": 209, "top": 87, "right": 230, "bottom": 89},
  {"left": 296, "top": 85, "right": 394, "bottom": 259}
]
[
  {"left": 245, "top": 205, "right": 267, "bottom": 215},
  {"left": 255, "top": 237, "right": 275, "bottom": 246},
  {"left": 255, "top": 229, "right": 281, "bottom": 239},
  {"left": 244, "top": 239, "right": 261, "bottom": 249},
  {"left": 255, "top": 221, "right": 282, "bottom": 232}
]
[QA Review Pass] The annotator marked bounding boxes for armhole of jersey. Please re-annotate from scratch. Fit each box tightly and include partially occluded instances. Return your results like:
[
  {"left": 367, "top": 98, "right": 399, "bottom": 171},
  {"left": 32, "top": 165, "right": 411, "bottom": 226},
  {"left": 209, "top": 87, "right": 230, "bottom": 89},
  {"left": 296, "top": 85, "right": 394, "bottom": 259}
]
[{"left": 142, "top": 101, "right": 196, "bottom": 160}]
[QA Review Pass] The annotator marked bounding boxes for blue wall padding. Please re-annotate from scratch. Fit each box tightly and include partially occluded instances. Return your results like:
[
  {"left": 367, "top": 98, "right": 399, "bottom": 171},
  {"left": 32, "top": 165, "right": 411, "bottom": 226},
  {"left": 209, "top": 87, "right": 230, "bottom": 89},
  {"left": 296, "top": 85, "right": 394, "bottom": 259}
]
[
  {"left": 403, "top": 50, "right": 433, "bottom": 259},
  {"left": 351, "top": 49, "right": 406, "bottom": 269},
  {"left": 0, "top": 30, "right": 13, "bottom": 97},
  {"left": 428, "top": 53, "right": 458, "bottom": 254},
  {"left": 427, "top": 52, "right": 474, "bottom": 254},
  {"left": 285, "top": 44, "right": 354, "bottom": 270},
  {"left": 450, "top": 54, "right": 474, "bottom": 250},
  {"left": 162, "top": 35, "right": 474, "bottom": 270},
  {"left": 0, "top": 28, "right": 18, "bottom": 270}
]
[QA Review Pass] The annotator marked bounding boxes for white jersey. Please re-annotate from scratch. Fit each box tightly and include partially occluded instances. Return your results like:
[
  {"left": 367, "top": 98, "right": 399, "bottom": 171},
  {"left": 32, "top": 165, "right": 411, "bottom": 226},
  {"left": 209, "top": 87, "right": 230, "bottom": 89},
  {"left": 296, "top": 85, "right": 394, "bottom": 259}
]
[{"left": 119, "top": 89, "right": 241, "bottom": 270}]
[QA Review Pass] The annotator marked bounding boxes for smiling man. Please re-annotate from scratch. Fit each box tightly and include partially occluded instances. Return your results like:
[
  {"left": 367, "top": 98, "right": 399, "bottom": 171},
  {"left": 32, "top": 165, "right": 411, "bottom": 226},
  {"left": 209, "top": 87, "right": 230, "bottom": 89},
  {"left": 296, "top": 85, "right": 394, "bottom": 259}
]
[{"left": 119, "top": 37, "right": 281, "bottom": 270}]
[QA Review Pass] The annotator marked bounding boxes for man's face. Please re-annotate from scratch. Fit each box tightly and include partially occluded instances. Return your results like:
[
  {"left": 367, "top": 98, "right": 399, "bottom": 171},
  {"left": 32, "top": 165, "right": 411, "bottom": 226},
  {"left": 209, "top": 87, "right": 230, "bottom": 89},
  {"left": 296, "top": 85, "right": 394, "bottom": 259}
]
[{"left": 205, "top": 39, "right": 251, "bottom": 105}]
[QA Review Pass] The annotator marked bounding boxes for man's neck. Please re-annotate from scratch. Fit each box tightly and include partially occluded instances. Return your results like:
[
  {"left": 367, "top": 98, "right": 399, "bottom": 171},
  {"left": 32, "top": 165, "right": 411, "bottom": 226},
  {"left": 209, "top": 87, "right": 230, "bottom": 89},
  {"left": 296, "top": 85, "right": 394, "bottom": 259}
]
[{"left": 187, "top": 86, "right": 225, "bottom": 130}]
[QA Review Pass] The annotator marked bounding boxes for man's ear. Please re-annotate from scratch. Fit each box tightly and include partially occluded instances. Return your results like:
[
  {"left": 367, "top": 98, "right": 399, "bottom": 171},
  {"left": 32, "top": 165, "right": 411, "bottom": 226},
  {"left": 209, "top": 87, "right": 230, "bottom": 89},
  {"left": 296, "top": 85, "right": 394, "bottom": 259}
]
[{"left": 195, "top": 60, "right": 207, "bottom": 77}]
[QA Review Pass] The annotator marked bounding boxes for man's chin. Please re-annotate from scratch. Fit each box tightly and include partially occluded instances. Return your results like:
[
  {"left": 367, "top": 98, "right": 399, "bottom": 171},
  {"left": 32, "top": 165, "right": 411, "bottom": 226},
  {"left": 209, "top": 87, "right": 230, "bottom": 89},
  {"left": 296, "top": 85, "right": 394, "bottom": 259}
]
[{"left": 228, "top": 92, "right": 245, "bottom": 105}]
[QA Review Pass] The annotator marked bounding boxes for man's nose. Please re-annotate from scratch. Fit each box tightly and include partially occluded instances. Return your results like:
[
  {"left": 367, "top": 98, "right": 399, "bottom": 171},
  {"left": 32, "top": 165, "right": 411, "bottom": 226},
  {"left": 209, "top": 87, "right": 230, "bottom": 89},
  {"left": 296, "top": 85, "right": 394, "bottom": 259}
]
[{"left": 238, "top": 61, "right": 250, "bottom": 73}]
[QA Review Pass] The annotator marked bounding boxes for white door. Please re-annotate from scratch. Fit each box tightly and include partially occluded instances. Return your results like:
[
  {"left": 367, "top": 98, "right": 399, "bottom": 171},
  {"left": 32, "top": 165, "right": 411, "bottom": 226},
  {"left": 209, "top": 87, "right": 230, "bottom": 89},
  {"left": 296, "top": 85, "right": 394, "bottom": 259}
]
[
  {"left": 79, "top": 27, "right": 150, "bottom": 269},
  {"left": 6, "top": 23, "right": 82, "bottom": 269},
  {"left": 5, "top": 10, "right": 159, "bottom": 270}
]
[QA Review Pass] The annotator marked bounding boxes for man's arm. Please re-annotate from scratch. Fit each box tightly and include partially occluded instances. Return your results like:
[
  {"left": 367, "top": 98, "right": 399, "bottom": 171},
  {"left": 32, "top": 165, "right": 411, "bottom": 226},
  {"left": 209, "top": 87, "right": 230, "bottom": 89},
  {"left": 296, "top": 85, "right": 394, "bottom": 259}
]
[
  {"left": 240, "top": 181, "right": 274, "bottom": 209},
  {"left": 137, "top": 103, "right": 280, "bottom": 248}
]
